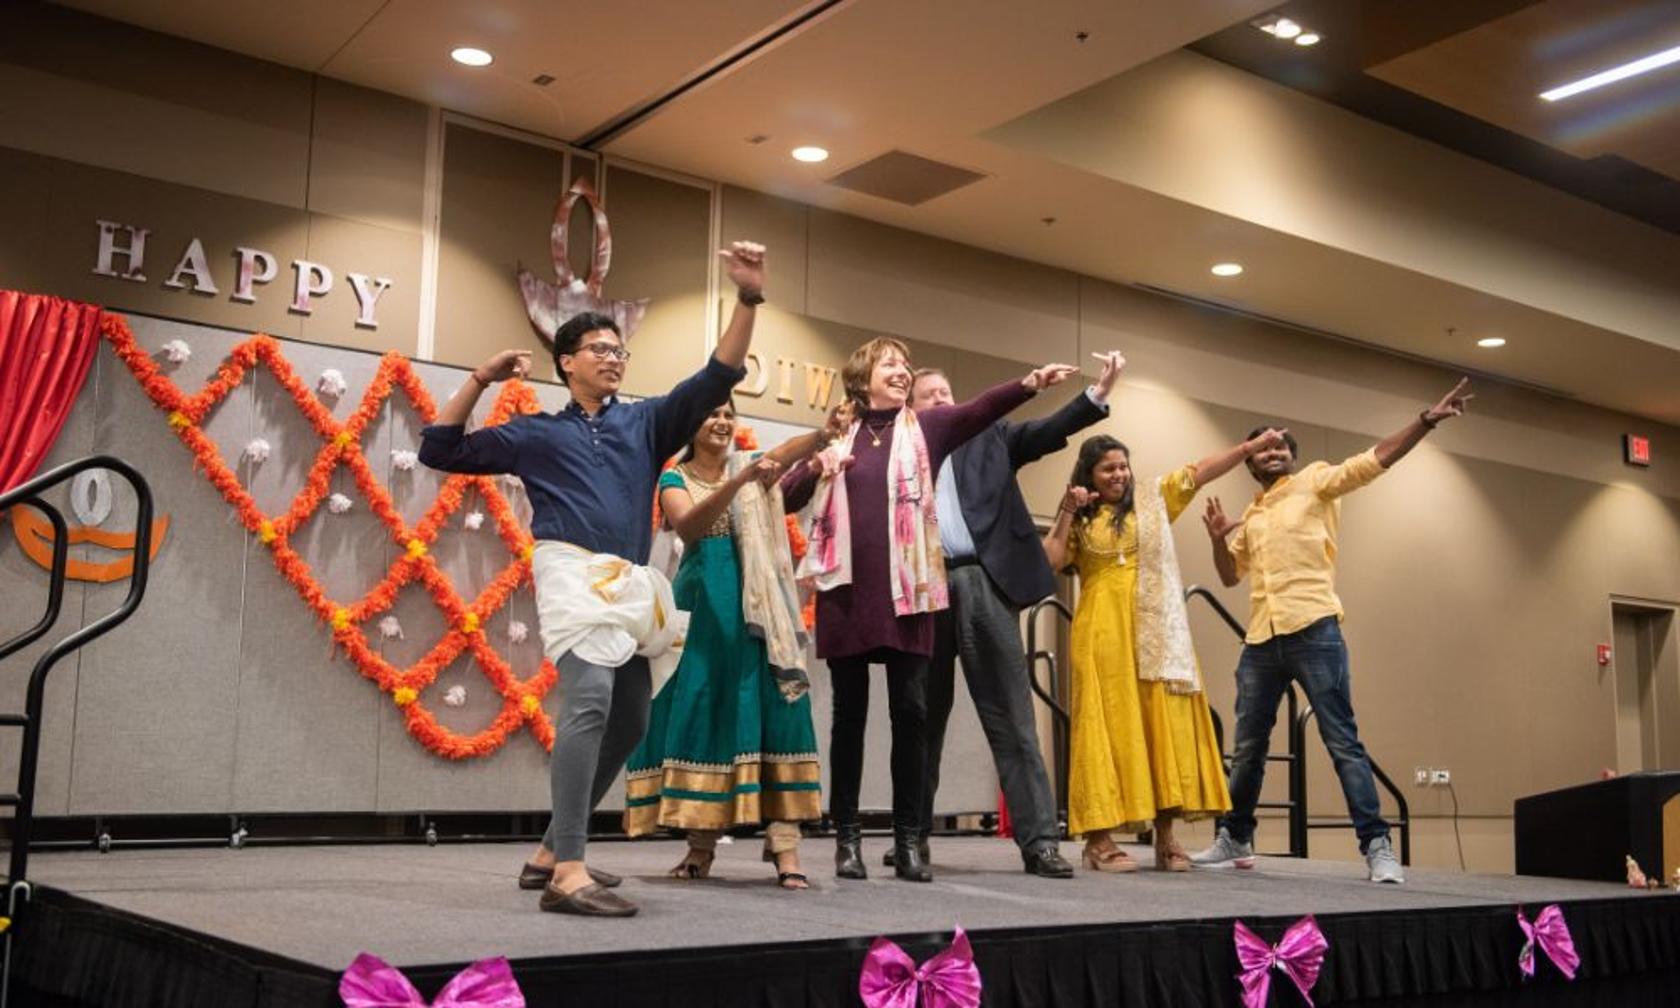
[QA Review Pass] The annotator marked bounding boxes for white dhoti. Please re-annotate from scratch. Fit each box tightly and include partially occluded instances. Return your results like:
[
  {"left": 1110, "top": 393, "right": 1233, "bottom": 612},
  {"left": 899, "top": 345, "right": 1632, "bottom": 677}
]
[{"left": 530, "top": 541, "right": 682, "bottom": 668}]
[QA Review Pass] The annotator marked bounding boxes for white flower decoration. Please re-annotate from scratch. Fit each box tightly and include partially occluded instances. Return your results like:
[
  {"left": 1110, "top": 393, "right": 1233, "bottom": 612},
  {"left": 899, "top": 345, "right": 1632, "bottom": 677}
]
[
  {"left": 443, "top": 685, "right": 467, "bottom": 707},
  {"left": 463, "top": 510, "right": 484, "bottom": 530},
  {"left": 243, "top": 438, "right": 271, "bottom": 464},
  {"left": 391, "top": 449, "right": 418, "bottom": 472},
  {"left": 507, "top": 620, "right": 528, "bottom": 644},
  {"left": 499, "top": 473, "right": 522, "bottom": 492},
  {"left": 160, "top": 339, "right": 192, "bottom": 364},
  {"left": 327, "top": 493, "right": 353, "bottom": 514},
  {"left": 378, "top": 616, "right": 403, "bottom": 639},
  {"left": 317, "top": 368, "right": 348, "bottom": 398}
]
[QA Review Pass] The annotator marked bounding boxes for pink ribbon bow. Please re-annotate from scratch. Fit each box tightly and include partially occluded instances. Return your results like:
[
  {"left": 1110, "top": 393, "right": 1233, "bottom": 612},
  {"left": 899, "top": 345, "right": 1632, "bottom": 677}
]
[
  {"left": 340, "top": 953, "right": 526, "bottom": 1007},
  {"left": 858, "top": 927, "right": 982, "bottom": 1008},
  {"left": 1233, "top": 916, "right": 1328, "bottom": 1008},
  {"left": 1517, "top": 904, "right": 1580, "bottom": 980}
]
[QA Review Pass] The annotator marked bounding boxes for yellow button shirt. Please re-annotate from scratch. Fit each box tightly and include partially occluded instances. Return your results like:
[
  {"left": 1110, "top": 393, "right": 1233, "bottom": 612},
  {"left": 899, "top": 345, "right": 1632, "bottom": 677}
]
[{"left": 1228, "top": 449, "right": 1384, "bottom": 644}]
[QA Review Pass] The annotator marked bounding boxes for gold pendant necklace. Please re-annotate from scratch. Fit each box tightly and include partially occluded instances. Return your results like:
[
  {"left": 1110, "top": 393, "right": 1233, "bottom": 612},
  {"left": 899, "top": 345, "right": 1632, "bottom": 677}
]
[{"left": 866, "top": 419, "right": 892, "bottom": 447}]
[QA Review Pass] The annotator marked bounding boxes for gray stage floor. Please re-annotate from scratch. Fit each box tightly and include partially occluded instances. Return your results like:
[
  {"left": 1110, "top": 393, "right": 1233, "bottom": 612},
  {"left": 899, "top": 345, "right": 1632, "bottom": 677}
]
[{"left": 29, "top": 836, "right": 1648, "bottom": 972}]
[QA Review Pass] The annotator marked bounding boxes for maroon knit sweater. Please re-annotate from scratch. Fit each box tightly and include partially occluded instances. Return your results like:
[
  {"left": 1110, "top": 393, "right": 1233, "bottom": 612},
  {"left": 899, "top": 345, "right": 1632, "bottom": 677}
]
[{"left": 781, "top": 379, "right": 1034, "bottom": 659}]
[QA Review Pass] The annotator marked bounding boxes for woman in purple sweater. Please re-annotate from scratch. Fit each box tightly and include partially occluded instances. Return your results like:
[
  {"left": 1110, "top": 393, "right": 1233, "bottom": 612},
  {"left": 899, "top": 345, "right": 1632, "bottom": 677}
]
[{"left": 781, "top": 337, "right": 1075, "bottom": 881}]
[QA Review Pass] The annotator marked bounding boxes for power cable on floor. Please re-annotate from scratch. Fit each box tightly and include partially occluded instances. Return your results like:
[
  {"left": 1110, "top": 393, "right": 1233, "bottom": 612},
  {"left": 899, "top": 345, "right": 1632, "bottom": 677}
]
[{"left": 1446, "top": 781, "right": 1466, "bottom": 871}]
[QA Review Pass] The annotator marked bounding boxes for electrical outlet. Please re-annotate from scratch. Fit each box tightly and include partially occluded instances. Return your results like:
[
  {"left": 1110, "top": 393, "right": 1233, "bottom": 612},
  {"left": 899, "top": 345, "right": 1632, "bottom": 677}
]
[
  {"left": 1429, "top": 768, "right": 1452, "bottom": 786},
  {"left": 1414, "top": 767, "right": 1430, "bottom": 786}
]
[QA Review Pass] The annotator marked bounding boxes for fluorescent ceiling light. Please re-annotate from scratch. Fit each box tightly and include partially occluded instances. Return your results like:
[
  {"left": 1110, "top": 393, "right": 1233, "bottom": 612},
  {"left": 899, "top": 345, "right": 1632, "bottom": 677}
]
[
  {"left": 450, "top": 47, "right": 493, "bottom": 67},
  {"left": 1540, "top": 44, "right": 1680, "bottom": 102},
  {"left": 791, "top": 146, "right": 829, "bottom": 163},
  {"left": 1210, "top": 262, "right": 1244, "bottom": 277},
  {"left": 1476, "top": 337, "right": 1506, "bottom": 348}
]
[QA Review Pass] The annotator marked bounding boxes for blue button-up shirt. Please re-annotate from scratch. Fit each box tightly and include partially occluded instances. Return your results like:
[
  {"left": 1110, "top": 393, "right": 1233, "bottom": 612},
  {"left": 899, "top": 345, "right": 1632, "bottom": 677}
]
[
  {"left": 418, "top": 355, "right": 746, "bottom": 564},
  {"left": 935, "top": 459, "right": 977, "bottom": 561}
]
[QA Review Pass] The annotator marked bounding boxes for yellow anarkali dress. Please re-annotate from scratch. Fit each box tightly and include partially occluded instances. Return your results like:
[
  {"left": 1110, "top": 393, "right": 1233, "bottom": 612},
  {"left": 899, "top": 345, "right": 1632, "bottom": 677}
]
[{"left": 1065, "top": 464, "right": 1231, "bottom": 837}]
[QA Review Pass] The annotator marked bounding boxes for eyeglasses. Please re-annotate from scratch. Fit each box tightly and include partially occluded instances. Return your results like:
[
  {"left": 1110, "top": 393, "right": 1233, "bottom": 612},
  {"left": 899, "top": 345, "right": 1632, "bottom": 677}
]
[{"left": 574, "top": 341, "right": 631, "bottom": 362}]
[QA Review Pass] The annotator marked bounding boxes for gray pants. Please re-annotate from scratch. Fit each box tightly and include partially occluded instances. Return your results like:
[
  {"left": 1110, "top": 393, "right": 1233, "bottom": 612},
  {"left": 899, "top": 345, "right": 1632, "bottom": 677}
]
[
  {"left": 541, "top": 651, "right": 652, "bottom": 861},
  {"left": 922, "top": 563, "right": 1059, "bottom": 854}
]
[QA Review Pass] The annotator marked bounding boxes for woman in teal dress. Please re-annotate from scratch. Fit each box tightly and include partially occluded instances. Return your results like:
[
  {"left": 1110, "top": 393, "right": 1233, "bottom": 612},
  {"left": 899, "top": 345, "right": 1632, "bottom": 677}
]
[{"left": 625, "top": 400, "right": 847, "bottom": 889}]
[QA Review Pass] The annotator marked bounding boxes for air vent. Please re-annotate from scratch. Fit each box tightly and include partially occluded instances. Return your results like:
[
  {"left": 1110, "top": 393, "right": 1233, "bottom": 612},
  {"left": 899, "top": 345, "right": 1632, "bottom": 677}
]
[
  {"left": 532, "top": 74, "right": 556, "bottom": 87},
  {"left": 826, "top": 150, "right": 986, "bottom": 206}
]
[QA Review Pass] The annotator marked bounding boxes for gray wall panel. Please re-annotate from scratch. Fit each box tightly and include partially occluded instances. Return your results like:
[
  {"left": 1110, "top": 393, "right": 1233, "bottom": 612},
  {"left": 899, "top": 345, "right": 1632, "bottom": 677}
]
[{"left": 69, "top": 318, "right": 250, "bottom": 813}]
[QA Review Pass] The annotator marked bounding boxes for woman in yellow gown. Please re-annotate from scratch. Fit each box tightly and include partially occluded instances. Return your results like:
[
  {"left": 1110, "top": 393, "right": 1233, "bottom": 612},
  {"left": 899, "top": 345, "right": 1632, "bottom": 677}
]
[{"left": 1042, "top": 428, "right": 1286, "bottom": 872}]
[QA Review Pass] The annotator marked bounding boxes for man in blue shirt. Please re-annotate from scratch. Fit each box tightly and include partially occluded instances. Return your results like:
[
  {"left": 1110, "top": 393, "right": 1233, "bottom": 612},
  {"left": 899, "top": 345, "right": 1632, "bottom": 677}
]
[{"left": 420, "top": 242, "right": 766, "bottom": 917}]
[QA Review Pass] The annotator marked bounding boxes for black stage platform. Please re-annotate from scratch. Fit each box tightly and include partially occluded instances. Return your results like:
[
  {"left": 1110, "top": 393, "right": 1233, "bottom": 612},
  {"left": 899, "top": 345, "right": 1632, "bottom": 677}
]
[{"left": 12, "top": 836, "right": 1680, "bottom": 1006}]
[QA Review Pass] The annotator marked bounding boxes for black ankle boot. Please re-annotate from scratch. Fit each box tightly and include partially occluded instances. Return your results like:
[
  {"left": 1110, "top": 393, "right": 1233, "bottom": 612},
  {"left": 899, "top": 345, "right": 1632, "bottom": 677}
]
[
  {"left": 884, "top": 832, "right": 931, "bottom": 867},
  {"left": 834, "top": 821, "right": 867, "bottom": 880},
  {"left": 892, "top": 827, "right": 932, "bottom": 882}
]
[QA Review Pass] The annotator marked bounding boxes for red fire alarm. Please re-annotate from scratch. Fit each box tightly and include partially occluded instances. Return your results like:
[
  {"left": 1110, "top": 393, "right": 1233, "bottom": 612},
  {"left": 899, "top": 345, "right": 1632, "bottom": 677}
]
[
  {"left": 1624, "top": 434, "right": 1651, "bottom": 467},
  {"left": 1597, "top": 643, "right": 1613, "bottom": 667}
]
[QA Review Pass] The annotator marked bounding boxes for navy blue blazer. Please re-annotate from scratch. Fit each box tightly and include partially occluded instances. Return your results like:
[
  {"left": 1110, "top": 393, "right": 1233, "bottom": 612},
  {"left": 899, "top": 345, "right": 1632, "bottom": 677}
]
[{"left": 946, "top": 390, "right": 1109, "bottom": 608}]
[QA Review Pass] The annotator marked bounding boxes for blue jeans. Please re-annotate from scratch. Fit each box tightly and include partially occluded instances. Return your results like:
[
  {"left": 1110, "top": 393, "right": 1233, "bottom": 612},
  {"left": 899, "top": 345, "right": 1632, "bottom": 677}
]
[{"left": 1218, "top": 616, "right": 1389, "bottom": 852}]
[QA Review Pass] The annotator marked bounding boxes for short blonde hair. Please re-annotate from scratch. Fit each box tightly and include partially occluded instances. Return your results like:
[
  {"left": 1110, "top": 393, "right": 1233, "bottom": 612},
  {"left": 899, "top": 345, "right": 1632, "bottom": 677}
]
[{"left": 841, "top": 337, "right": 912, "bottom": 409}]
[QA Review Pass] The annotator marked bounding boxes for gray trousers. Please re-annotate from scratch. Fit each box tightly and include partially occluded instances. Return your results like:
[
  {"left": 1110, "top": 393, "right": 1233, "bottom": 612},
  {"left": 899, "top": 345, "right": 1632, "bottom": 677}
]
[
  {"left": 921, "top": 563, "right": 1060, "bottom": 854},
  {"left": 541, "top": 651, "right": 652, "bottom": 861}
]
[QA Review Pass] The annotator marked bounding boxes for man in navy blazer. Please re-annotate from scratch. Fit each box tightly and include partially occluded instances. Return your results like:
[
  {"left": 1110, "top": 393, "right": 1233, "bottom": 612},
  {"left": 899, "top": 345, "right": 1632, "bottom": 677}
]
[{"left": 904, "top": 351, "right": 1123, "bottom": 878}]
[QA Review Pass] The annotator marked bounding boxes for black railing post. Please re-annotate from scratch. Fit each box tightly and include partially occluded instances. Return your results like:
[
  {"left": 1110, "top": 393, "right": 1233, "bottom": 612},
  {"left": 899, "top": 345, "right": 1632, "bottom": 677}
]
[{"left": 1024, "top": 598, "right": 1073, "bottom": 836}]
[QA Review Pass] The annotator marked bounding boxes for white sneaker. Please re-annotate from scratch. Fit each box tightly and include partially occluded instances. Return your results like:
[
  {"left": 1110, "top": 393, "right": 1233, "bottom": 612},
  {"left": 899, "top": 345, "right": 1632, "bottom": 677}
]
[
  {"left": 1191, "top": 827, "right": 1255, "bottom": 868},
  {"left": 1365, "top": 836, "right": 1404, "bottom": 884}
]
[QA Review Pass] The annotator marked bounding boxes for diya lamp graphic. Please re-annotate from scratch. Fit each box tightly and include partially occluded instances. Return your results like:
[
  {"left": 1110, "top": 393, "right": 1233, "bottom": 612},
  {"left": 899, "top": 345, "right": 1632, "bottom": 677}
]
[
  {"left": 516, "top": 176, "right": 651, "bottom": 361},
  {"left": 9, "top": 469, "right": 168, "bottom": 582}
]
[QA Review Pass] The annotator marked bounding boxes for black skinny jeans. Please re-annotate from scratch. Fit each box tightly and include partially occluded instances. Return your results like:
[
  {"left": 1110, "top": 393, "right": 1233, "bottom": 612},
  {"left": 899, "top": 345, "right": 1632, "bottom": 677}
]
[{"left": 826, "top": 649, "right": 929, "bottom": 830}]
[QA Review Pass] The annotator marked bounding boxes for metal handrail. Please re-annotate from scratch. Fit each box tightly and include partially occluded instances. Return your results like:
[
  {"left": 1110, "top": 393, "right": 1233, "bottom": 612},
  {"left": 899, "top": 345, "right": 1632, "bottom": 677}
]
[
  {"left": 1185, "top": 585, "right": 1306, "bottom": 858},
  {"left": 0, "top": 455, "right": 154, "bottom": 1005},
  {"left": 1023, "top": 597, "right": 1072, "bottom": 834},
  {"left": 1294, "top": 704, "right": 1412, "bottom": 866}
]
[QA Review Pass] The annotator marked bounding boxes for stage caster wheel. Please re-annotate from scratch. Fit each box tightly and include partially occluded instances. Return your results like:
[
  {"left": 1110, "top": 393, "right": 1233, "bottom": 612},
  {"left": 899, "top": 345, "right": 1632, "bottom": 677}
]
[
  {"left": 97, "top": 831, "right": 112, "bottom": 853},
  {"left": 425, "top": 824, "right": 439, "bottom": 847},
  {"left": 230, "top": 826, "right": 249, "bottom": 849}
]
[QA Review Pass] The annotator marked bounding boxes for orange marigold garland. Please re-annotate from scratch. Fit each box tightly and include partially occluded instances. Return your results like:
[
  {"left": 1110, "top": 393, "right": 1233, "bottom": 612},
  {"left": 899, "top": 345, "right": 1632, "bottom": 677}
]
[{"left": 101, "top": 312, "right": 557, "bottom": 759}]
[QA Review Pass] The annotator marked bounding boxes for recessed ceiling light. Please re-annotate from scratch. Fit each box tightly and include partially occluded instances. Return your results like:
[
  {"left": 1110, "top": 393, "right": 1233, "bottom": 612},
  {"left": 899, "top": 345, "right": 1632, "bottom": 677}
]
[
  {"left": 450, "top": 47, "right": 493, "bottom": 67},
  {"left": 1268, "top": 18, "right": 1302, "bottom": 39},
  {"left": 1476, "top": 337, "right": 1506, "bottom": 348},
  {"left": 791, "top": 146, "right": 829, "bottom": 163},
  {"left": 1295, "top": 32, "right": 1321, "bottom": 46},
  {"left": 1540, "top": 44, "right": 1680, "bottom": 102},
  {"left": 1211, "top": 262, "right": 1244, "bottom": 277}
]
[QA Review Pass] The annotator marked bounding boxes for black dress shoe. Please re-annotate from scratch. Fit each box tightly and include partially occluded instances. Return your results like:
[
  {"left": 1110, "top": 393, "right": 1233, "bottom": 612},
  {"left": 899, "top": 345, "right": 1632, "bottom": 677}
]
[
  {"left": 539, "top": 881, "right": 638, "bottom": 917},
  {"left": 519, "top": 863, "right": 622, "bottom": 890},
  {"left": 892, "top": 829, "right": 932, "bottom": 883},
  {"left": 1022, "top": 846, "right": 1075, "bottom": 879},
  {"left": 835, "top": 821, "right": 867, "bottom": 880}
]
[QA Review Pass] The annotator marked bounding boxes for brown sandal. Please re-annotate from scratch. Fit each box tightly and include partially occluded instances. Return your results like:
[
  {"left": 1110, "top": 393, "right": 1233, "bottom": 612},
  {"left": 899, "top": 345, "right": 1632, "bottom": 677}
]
[
  {"left": 1080, "top": 843, "right": 1139, "bottom": 873},
  {"left": 764, "top": 848, "right": 810, "bottom": 890},
  {"left": 1154, "top": 844, "right": 1192, "bottom": 872},
  {"left": 669, "top": 847, "right": 715, "bottom": 879}
]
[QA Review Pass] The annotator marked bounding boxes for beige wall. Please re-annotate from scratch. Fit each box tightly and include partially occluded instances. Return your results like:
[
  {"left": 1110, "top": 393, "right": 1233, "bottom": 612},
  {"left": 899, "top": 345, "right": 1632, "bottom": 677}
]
[{"left": 5, "top": 8, "right": 1680, "bottom": 869}]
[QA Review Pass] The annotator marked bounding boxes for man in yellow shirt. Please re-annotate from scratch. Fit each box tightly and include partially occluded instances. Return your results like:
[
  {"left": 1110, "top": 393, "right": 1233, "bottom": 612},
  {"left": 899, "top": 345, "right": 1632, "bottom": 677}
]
[{"left": 1193, "top": 379, "right": 1473, "bottom": 883}]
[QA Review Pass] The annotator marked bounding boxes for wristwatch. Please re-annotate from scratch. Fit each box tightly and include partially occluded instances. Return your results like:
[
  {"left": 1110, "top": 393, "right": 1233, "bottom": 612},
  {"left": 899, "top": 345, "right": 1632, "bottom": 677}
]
[{"left": 738, "top": 288, "right": 766, "bottom": 307}]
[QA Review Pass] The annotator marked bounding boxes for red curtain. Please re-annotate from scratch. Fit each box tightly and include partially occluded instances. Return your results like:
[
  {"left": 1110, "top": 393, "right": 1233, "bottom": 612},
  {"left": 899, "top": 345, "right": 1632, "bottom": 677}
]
[{"left": 0, "top": 290, "right": 101, "bottom": 494}]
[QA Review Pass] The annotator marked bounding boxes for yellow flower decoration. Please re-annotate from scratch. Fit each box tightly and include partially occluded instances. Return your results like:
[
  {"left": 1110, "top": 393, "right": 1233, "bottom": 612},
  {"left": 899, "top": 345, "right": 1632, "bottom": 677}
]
[
  {"left": 393, "top": 686, "right": 418, "bottom": 707},
  {"left": 333, "top": 431, "right": 354, "bottom": 451},
  {"left": 406, "top": 538, "right": 428, "bottom": 560},
  {"left": 520, "top": 695, "right": 542, "bottom": 716},
  {"left": 521, "top": 543, "right": 535, "bottom": 562},
  {"left": 461, "top": 612, "right": 481, "bottom": 635},
  {"left": 330, "top": 608, "right": 352, "bottom": 632},
  {"left": 258, "top": 520, "right": 277, "bottom": 544},
  {"left": 167, "top": 411, "right": 190, "bottom": 429}
]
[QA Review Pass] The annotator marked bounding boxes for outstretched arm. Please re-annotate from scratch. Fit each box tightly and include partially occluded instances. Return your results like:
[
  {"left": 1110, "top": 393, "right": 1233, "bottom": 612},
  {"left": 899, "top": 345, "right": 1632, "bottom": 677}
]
[
  {"left": 650, "top": 242, "right": 767, "bottom": 461},
  {"left": 1373, "top": 378, "right": 1474, "bottom": 469},
  {"left": 1005, "top": 351, "right": 1123, "bottom": 468},
  {"left": 1203, "top": 497, "right": 1243, "bottom": 588},
  {"left": 1191, "top": 427, "right": 1289, "bottom": 487},
  {"left": 713, "top": 240, "right": 766, "bottom": 370}
]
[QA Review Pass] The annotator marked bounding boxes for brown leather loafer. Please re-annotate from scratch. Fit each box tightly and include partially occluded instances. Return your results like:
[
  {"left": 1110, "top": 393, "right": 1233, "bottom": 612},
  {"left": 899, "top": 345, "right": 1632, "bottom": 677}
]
[
  {"left": 539, "top": 881, "right": 638, "bottom": 917},
  {"left": 519, "top": 863, "right": 622, "bottom": 889}
]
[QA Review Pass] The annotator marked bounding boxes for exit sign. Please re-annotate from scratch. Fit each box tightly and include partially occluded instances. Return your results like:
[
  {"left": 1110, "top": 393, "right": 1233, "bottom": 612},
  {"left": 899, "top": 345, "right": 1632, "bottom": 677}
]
[{"left": 1625, "top": 434, "right": 1651, "bottom": 467}]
